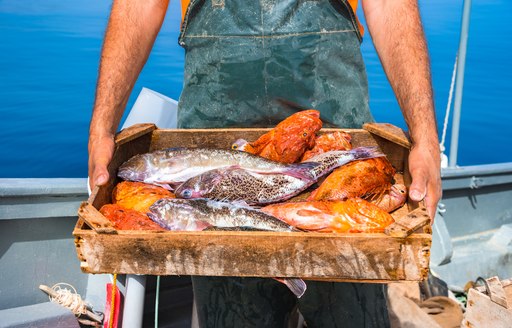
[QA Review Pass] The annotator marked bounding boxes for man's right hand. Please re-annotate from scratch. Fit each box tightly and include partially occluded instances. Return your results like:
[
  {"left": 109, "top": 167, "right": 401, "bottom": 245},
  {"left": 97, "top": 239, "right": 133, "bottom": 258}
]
[
  {"left": 87, "top": 0, "right": 169, "bottom": 192},
  {"left": 88, "top": 134, "right": 115, "bottom": 191}
]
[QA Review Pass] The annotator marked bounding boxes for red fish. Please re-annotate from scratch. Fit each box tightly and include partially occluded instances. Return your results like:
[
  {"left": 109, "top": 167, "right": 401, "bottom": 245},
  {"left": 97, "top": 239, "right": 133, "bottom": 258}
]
[
  {"left": 370, "top": 183, "right": 408, "bottom": 213},
  {"left": 231, "top": 110, "right": 322, "bottom": 163},
  {"left": 261, "top": 198, "right": 395, "bottom": 233},
  {"left": 308, "top": 157, "right": 396, "bottom": 201},
  {"left": 112, "top": 181, "right": 174, "bottom": 213},
  {"left": 300, "top": 131, "right": 352, "bottom": 161},
  {"left": 99, "top": 204, "right": 165, "bottom": 231}
]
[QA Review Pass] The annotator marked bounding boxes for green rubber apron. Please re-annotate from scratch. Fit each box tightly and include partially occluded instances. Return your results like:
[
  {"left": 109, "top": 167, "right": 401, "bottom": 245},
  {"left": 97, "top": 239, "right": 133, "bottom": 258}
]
[
  {"left": 177, "top": 0, "right": 374, "bottom": 128},
  {"left": 177, "top": 1, "right": 387, "bottom": 327}
]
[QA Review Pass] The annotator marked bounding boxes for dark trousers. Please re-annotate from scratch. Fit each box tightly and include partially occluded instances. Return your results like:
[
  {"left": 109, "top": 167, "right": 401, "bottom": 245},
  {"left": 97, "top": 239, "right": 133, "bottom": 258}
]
[{"left": 192, "top": 276, "right": 390, "bottom": 328}]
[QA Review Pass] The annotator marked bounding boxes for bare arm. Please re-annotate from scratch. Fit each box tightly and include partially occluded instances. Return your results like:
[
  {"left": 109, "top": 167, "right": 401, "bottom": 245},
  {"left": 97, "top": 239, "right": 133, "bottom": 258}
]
[
  {"left": 362, "top": 0, "right": 441, "bottom": 219},
  {"left": 88, "top": 0, "right": 169, "bottom": 190}
]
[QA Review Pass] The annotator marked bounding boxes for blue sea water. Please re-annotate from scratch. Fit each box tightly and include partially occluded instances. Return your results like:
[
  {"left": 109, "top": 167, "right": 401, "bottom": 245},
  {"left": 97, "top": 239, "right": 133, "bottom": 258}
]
[{"left": 0, "top": 0, "right": 511, "bottom": 178}]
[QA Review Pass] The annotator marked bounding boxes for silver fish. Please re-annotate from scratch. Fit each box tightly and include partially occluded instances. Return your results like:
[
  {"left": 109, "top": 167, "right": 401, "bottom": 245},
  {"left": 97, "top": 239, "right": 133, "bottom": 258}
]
[
  {"left": 149, "top": 197, "right": 307, "bottom": 298},
  {"left": 148, "top": 198, "right": 295, "bottom": 232},
  {"left": 118, "top": 148, "right": 318, "bottom": 190},
  {"left": 175, "top": 147, "right": 384, "bottom": 205}
]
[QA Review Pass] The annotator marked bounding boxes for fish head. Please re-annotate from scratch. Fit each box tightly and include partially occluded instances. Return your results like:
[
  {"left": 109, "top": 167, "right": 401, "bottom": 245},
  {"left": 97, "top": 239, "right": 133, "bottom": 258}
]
[
  {"left": 174, "top": 169, "right": 224, "bottom": 199},
  {"left": 117, "top": 153, "right": 155, "bottom": 182},
  {"left": 274, "top": 110, "right": 323, "bottom": 157},
  {"left": 390, "top": 184, "right": 408, "bottom": 203},
  {"left": 231, "top": 139, "right": 249, "bottom": 151}
]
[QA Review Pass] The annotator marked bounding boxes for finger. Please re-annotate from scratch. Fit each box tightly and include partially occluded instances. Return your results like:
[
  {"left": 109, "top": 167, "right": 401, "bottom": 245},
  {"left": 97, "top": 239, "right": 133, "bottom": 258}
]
[
  {"left": 409, "top": 173, "right": 427, "bottom": 202},
  {"left": 88, "top": 153, "right": 112, "bottom": 191}
]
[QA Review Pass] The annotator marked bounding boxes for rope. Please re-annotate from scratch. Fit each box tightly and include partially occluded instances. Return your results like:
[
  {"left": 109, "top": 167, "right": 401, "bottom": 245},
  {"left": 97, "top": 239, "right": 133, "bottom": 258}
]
[
  {"left": 47, "top": 283, "right": 89, "bottom": 317},
  {"left": 109, "top": 273, "right": 118, "bottom": 328},
  {"left": 440, "top": 54, "right": 458, "bottom": 154}
]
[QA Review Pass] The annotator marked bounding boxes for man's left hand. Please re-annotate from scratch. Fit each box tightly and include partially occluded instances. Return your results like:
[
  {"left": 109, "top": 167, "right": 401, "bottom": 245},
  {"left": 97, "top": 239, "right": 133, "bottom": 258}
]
[{"left": 407, "top": 141, "right": 442, "bottom": 222}]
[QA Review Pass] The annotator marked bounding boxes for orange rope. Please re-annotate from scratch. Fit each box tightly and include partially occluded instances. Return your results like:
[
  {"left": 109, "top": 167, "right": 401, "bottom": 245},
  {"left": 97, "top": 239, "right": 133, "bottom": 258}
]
[{"left": 109, "top": 274, "right": 118, "bottom": 328}]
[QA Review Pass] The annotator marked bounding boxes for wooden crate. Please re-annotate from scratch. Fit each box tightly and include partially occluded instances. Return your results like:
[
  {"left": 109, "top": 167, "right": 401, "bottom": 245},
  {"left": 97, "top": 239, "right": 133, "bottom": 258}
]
[{"left": 74, "top": 123, "right": 432, "bottom": 282}]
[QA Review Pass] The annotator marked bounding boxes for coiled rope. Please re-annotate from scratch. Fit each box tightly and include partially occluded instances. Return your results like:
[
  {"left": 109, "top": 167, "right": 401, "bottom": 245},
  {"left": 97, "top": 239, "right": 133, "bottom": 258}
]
[{"left": 47, "top": 282, "right": 89, "bottom": 316}]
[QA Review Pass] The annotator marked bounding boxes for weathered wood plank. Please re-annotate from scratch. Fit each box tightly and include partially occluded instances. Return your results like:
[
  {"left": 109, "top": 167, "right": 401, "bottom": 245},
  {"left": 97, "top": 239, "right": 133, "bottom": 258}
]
[
  {"left": 74, "top": 230, "right": 430, "bottom": 281},
  {"left": 115, "top": 123, "right": 156, "bottom": 145},
  {"left": 363, "top": 123, "right": 411, "bottom": 149},
  {"left": 384, "top": 207, "right": 431, "bottom": 238},
  {"left": 463, "top": 284, "right": 512, "bottom": 328},
  {"left": 149, "top": 128, "right": 380, "bottom": 150},
  {"left": 77, "top": 202, "right": 116, "bottom": 234}
]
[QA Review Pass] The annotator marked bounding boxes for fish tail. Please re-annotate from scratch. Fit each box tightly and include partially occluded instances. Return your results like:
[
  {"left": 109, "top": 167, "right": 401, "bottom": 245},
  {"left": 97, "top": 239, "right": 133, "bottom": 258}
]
[
  {"left": 273, "top": 278, "right": 307, "bottom": 298},
  {"left": 280, "top": 162, "right": 319, "bottom": 181},
  {"left": 350, "top": 146, "right": 385, "bottom": 160}
]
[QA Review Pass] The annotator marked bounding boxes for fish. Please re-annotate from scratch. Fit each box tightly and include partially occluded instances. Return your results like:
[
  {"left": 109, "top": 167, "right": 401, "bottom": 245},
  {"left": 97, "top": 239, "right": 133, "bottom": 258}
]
[
  {"left": 175, "top": 147, "right": 384, "bottom": 205},
  {"left": 112, "top": 181, "right": 174, "bottom": 213},
  {"left": 148, "top": 197, "right": 307, "bottom": 298},
  {"left": 231, "top": 109, "right": 322, "bottom": 163},
  {"left": 99, "top": 204, "right": 166, "bottom": 231},
  {"left": 148, "top": 198, "right": 296, "bottom": 232},
  {"left": 300, "top": 131, "right": 352, "bottom": 162},
  {"left": 117, "top": 148, "right": 318, "bottom": 190},
  {"left": 261, "top": 198, "right": 395, "bottom": 233},
  {"left": 307, "top": 157, "right": 396, "bottom": 201},
  {"left": 370, "top": 183, "right": 408, "bottom": 213}
]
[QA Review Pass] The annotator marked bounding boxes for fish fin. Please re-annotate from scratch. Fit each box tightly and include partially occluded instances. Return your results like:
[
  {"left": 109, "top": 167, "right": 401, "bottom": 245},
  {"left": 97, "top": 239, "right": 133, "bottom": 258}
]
[
  {"left": 230, "top": 199, "right": 253, "bottom": 208},
  {"left": 296, "top": 209, "right": 323, "bottom": 216},
  {"left": 148, "top": 182, "right": 174, "bottom": 191},
  {"left": 350, "top": 146, "right": 386, "bottom": 160},
  {"left": 249, "top": 132, "right": 274, "bottom": 152},
  {"left": 280, "top": 162, "right": 319, "bottom": 180},
  {"left": 273, "top": 277, "right": 307, "bottom": 298}
]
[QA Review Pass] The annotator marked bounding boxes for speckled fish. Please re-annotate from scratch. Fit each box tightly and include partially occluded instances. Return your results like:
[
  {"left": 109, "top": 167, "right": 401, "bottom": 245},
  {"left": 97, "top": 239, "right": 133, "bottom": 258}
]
[
  {"left": 175, "top": 147, "right": 384, "bottom": 205},
  {"left": 261, "top": 198, "right": 395, "bottom": 233},
  {"left": 117, "top": 148, "right": 317, "bottom": 190},
  {"left": 231, "top": 110, "right": 322, "bottom": 163},
  {"left": 148, "top": 198, "right": 296, "bottom": 232}
]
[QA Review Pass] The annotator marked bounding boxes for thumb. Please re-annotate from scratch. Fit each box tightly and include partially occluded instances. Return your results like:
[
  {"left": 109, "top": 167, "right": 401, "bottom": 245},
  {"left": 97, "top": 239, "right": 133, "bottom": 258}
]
[
  {"left": 409, "top": 176, "right": 427, "bottom": 202},
  {"left": 93, "top": 167, "right": 109, "bottom": 186}
]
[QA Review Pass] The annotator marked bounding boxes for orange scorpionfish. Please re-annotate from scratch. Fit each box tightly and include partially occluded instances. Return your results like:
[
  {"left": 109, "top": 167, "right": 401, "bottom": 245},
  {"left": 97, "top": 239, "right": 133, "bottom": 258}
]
[
  {"left": 99, "top": 204, "right": 165, "bottom": 231},
  {"left": 370, "top": 183, "right": 408, "bottom": 213},
  {"left": 308, "top": 157, "right": 396, "bottom": 201},
  {"left": 231, "top": 109, "right": 323, "bottom": 163},
  {"left": 112, "top": 181, "right": 174, "bottom": 213},
  {"left": 261, "top": 198, "right": 395, "bottom": 233},
  {"left": 300, "top": 131, "right": 353, "bottom": 162}
]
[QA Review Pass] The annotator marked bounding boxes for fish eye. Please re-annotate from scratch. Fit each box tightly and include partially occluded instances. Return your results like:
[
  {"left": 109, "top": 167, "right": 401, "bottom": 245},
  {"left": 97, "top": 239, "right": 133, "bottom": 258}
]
[
  {"left": 302, "top": 132, "right": 308, "bottom": 137},
  {"left": 181, "top": 189, "right": 193, "bottom": 198},
  {"left": 231, "top": 144, "right": 238, "bottom": 150}
]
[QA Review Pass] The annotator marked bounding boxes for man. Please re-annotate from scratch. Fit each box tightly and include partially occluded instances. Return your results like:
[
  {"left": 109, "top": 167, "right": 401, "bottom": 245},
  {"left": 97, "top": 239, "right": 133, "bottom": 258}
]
[{"left": 88, "top": 0, "right": 441, "bottom": 326}]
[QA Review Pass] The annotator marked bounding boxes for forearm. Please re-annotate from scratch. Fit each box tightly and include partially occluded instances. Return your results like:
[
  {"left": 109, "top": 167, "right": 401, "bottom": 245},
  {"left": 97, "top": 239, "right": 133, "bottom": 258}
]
[
  {"left": 90, "top": 0, "right": 169, "bottom": 139},
  {"left": 362, "top": 0, "right": 438, "bottom": 148}
]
